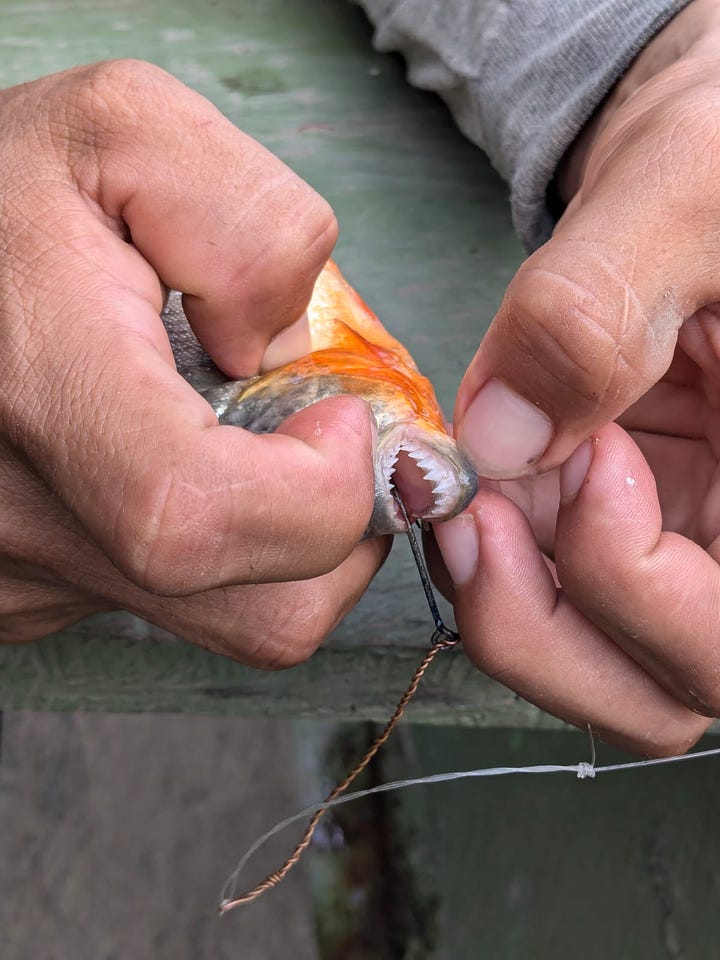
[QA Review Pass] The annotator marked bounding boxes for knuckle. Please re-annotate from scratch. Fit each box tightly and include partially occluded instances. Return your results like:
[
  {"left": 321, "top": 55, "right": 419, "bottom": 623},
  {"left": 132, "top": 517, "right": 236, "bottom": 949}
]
[
  {"left": 258, "top": 585, "right": 337, "bottom": 669},
  {"left": 81, "top": 58, "right": 175, "bottom": 111},
  {"left": 64, "top": 59, "right": 181, "bottom": 146},
  {"left": 261, "top": 633, "right": 320, "bottom": 670},
  {"left": 611, "top": 89, "right": 720, "bottom": 210},
  {"left": 222, "top": 176, "right": 337, "bottom": 319},
  {"left": 207, "top": 597, "right": 328, "bottom": 670},
  {"left": 503, "top": 261, "right": 655, "bottom": 421},
  {"left": 301, "top": 192, "right": 338, "bottom": 262},
  {"left": 112, "top": 472, "right": 218, "bottom": 597},
  {"left": 233, "top": 185, "right": 337, "bottom": 296}
]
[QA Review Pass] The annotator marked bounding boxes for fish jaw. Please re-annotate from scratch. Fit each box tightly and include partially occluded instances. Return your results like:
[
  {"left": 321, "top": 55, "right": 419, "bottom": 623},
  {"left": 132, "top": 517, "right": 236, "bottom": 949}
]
[
  {"left": 199, "top": 367, "right": 478, "bottom": 539},
  {"left": 370, "top": 422, "right": 478, "bottom": 537}
]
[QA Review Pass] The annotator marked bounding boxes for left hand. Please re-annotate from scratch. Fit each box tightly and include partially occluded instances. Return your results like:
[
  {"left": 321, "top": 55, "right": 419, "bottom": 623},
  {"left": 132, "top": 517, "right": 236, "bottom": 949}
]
[
  {"left": 0, "top": 61, "right": 387, "bottom": 665},
  {"left": 433, "top": 0, "right": 720, "bottom": 755}
]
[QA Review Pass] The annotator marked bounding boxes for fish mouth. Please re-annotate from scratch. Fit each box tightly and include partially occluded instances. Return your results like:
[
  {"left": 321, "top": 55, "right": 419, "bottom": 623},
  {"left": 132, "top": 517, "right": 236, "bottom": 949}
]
[
  {"left": 389, "top": 446, "right": 460, "bottom": 519},
  {"left": 368, "top": 424, "right": 478, "bottom": 537}
]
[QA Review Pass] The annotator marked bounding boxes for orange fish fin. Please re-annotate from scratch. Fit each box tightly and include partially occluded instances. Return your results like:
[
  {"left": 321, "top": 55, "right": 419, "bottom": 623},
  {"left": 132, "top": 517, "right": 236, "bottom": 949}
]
[{"left": 308, "top": 260, "right": 420, "bottom": 369}]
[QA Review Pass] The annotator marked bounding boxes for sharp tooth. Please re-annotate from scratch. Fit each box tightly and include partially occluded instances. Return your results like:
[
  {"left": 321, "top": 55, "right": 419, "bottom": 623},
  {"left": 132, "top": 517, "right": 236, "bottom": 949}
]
[
  {"left": 432, "top": 478, "right": 454, "bottom": 496},
  {"left": 422, "top": 467, "right": 445, "bottom": 483}
]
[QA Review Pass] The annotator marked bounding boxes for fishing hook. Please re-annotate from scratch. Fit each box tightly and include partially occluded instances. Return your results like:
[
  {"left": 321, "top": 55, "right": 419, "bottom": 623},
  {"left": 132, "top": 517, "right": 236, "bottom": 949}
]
[{"left": 391, "top": 489, "right": 460, "bottom": 648}]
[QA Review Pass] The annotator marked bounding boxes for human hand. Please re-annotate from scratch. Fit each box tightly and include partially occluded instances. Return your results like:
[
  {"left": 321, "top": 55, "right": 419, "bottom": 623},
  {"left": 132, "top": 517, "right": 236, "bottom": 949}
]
[
  {"left": 435, "top": 0, "right": 720, "bottom": 754},
  {"left": 0, "top": 60, "right": 386, "bottom": 665}
]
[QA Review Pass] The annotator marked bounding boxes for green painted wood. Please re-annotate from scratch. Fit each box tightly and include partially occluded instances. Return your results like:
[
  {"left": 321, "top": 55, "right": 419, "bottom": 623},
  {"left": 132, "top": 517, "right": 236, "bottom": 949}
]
[
  {"left": 0, "top": 0, "right": 530, "bottom": 718},
  {"left": 0, "top": 612, "right": 568, "bottom": 726}
]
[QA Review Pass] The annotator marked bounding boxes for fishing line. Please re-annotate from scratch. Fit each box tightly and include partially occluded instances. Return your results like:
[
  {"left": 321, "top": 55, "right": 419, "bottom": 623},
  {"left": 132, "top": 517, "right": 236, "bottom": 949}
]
[
  {"left": 217, "top": 495, "right": 720, "bottom": 916},
  {"left": 218, "top": 491, "right": 459, "bottom": 914},
  {"left": 219, "top": 743, "right": 720, "bottom": 913}
]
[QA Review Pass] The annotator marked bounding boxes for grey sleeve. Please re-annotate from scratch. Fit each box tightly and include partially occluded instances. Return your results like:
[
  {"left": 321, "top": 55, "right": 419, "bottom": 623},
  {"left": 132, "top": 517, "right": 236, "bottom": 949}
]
[{"left": 356, "top": 0, "right": 692, "bottom": 251}]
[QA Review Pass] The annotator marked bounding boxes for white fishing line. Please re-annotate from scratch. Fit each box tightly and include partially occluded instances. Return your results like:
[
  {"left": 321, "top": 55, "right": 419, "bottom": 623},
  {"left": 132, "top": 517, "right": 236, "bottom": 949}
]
[{"left": 219, "top": 743, "right": 720, "bottom": 910}]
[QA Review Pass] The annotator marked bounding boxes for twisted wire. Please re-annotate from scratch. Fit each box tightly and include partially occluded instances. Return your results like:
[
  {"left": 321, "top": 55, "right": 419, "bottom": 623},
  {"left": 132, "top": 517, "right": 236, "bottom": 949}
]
[
  {"left": 219, "top": 637, "right": 455, "bottom": 913},
  {"left": 219, "top": 491, "right": 459, "bottom": 913}
]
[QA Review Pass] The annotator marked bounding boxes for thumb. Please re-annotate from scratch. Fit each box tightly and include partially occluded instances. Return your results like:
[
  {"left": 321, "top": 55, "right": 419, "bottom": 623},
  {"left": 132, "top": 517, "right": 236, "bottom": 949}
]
[{"left": 454, "top": 71, "right": 720, "bottom": 479}]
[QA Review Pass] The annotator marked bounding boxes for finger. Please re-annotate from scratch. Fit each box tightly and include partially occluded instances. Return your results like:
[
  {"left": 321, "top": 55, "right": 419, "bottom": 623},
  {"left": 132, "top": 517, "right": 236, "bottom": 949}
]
[
  {"left": 4, "top": 370, "right": 376, "bottom": 596},
  {"left": 0, "top": 570, "right": 105, "bottom": 644},
  {"left": 0, "top": 442, "right": 389, "bottom": 662},
  {"left": 433, "top": 491, "right": 710, "bottom": 756},
  {"left": 557, "top": 422, "right": 720, "bottom": 716},
  {"left": 1, "top": 62, "right": 368, "bottom": 594},
  {"left": 623, "top": 430, "right": 713, "bottom": 541},
  {"left": 95, "top": 58, "right": 336, "bottom": 376},
  {"left": 454, "top": 74, "right": 720, "bottom": 478},
  {"left": 118, "top": 536, "right": 391, "bottom": 668},
  {"left": 62, "top": 60, "right": 336, "bottom": 376}
]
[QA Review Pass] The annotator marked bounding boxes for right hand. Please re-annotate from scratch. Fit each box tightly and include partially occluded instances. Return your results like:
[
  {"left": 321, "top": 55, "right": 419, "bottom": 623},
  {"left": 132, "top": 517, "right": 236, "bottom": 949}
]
[
  {"left": 434, "top": 0, "right": 720, "bottom": 754},
  {"left": 0, "top": 60, "right": 386, "bottom": 666}
]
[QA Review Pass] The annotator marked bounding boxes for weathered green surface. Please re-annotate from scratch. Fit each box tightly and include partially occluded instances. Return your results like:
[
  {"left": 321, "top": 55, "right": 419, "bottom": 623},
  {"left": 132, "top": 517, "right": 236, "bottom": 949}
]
[
  {"left": 0, "top": 612, "right": 569, "bottom": 726},
  {"left": 379, "top": 726, "right": 720, "bottom": 959},
  {"left": 0, "top": 0, "right": 531, "bottom": 720}
]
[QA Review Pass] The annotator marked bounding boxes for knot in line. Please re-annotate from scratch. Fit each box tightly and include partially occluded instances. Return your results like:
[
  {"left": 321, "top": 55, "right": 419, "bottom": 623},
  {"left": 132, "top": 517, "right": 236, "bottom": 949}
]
[
  {"left": 431, "top": 627, "right": 460, "bottom": 648},
  {"left": 576, "top": 762, "right": 596, "bottom": 780}
]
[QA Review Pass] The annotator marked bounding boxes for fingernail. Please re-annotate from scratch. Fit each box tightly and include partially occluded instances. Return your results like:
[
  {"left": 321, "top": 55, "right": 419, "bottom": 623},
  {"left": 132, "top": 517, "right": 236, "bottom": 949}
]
[
  {"left": 434, "top": 513, "right": 479, "bottom": 587},
  {"left": 559, "top": 439, "right": 593, "bottom": 503},
  {"left": 457, "top": 379, "right": 553, "bottom": 479},
  {"left": 260, "top": 312, "right": 311, "bottom": 372}
]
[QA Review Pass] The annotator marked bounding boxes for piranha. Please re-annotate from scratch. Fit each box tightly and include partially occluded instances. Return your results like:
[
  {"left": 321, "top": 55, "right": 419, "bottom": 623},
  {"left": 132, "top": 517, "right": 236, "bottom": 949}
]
[{"left": 163, "top": 260, "right": 477, "bottom": 537}]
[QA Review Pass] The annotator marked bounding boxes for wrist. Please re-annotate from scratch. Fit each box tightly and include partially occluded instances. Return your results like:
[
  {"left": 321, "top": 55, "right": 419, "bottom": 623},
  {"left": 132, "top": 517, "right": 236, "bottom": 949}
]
[{"left": 557, "top": 0, "right": 720, "bottom": 204}]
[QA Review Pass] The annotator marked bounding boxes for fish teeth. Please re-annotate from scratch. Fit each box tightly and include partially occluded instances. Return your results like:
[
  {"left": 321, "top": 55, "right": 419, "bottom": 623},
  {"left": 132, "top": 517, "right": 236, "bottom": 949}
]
[
  {"left": 432, "top": 476, "right": 455, "bottom": 495},
  {"left": 389, "top": 442, "right": 462, "bottom": 511},
  {"left": 406, "top": 451, "right": 440, "bottom": 473},
  {"left": 422, "top": 465, "right": 448, "bottom": 484}
]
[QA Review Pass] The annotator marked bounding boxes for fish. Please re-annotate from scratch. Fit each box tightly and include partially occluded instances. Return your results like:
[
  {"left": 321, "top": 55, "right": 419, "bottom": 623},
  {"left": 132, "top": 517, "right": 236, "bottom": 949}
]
[{"left": 163, "top": 260, "right": 478, "bottom": 537}]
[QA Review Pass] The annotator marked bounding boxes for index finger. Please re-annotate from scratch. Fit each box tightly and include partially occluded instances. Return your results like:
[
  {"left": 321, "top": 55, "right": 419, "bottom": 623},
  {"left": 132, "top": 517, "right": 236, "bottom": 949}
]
[{"left": 17, "top": 59, "right": 338, "bottom": 377}]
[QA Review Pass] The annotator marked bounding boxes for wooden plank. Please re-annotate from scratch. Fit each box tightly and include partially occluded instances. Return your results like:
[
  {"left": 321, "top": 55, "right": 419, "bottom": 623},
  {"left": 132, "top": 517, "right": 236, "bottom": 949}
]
[
  {"left": 0, "top": 0, "right": 529, "bottom": 717},
  {"left": 0, "top": 611, "right": 567, "bottom": 726}
]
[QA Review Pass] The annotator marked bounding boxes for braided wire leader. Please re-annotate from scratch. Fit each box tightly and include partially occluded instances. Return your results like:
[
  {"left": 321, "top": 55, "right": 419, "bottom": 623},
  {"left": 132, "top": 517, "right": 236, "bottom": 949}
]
[{"left": 218, "top": 491, "right": 460, "bottom": 914}]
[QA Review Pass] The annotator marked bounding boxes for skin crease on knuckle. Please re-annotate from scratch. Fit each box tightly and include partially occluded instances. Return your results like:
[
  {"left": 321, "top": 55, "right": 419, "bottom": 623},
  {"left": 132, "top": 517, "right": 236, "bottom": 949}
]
[{"left": 495, "top": 261, "right": 656, "bottom": 434}]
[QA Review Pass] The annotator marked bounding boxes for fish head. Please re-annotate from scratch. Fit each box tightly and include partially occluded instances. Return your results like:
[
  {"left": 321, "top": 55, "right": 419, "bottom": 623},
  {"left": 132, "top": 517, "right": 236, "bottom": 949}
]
[
  {"left": 372, "top": 419, "right": 478, "bottom": 535},
  {"left": 346, "top": 366, "right": 477, "bottom": 535},
  {"left": 207, "top": 351, "right": 478, "bottom": 538}
]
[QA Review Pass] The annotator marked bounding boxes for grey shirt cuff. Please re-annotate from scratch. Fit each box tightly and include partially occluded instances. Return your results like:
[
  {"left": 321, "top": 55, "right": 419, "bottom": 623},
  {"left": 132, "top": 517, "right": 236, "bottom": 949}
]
[{"left": 357, "top": 0, "right": 693, "bottom": 251}]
